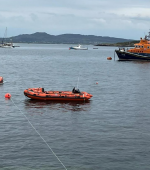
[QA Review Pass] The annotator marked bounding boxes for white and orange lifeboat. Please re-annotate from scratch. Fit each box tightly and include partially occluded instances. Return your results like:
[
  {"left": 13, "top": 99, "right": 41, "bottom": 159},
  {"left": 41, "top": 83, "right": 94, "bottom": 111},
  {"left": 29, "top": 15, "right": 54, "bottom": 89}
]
[
  {"left": 0, "top": 77, "right": 3, "bottom": 84},
  {"left": 24, "top": 87, "right": 93, "bottom": 101}
]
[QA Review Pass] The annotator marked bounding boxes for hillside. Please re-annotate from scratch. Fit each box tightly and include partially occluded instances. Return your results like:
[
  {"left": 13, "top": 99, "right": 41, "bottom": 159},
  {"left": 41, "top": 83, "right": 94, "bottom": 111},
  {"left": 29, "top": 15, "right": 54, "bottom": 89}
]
[
  {"left": 0, "top": 32, "right": 134, "bottom": 44},
  {"left": 95, "top": 40, "right": 139, "bottom": 47}
]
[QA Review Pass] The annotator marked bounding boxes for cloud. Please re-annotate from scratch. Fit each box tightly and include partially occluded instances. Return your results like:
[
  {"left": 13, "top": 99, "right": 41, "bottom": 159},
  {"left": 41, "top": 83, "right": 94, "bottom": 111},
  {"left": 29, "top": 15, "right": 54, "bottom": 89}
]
[{"left": 0, "top": 0, "right": 150, "bottom": 39}]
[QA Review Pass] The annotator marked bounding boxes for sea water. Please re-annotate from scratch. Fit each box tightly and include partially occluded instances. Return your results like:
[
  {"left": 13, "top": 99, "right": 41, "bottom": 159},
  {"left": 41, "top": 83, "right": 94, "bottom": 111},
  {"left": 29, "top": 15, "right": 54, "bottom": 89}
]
[{"left": 0, "top": 44, "right": 150, "bottom": 170}]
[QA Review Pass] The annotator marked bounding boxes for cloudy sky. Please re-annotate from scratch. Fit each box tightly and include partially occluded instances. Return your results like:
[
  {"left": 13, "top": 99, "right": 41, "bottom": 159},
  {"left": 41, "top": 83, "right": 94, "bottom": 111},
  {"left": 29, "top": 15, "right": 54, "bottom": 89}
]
[{"left": 0, "top": 0, "right": 150, "bottom": 39}]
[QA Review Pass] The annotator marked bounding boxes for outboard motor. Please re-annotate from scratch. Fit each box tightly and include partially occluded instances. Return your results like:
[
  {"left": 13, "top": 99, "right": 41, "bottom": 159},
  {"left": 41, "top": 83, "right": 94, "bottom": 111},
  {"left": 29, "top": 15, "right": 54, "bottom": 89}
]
[{"left": 72, "top": 87, "right": 80, "bottom": 93}]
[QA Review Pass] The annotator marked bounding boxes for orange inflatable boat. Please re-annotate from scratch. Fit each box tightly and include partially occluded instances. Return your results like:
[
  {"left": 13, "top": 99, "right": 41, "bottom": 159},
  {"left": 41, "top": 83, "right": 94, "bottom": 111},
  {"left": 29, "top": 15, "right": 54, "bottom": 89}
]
[
  {"left": 0, "top": 77, "right": 3, "bottom": 84},
  {"left": 24, "top": 87, "right": 93, "bottom": 101}
]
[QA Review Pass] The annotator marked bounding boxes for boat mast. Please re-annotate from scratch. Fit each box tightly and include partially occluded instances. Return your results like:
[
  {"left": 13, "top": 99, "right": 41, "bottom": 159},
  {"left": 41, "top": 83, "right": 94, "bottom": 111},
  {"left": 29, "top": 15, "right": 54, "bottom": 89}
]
[{"left": 2, "top": 27, "right": 7, "bottom": 44}]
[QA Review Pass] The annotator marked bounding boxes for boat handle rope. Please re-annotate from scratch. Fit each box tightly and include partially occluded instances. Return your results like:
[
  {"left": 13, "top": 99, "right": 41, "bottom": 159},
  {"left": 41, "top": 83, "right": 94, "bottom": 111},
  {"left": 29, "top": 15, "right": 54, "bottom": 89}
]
[{"left": 10, "top": 97, "right": 68, "bottom": 170}]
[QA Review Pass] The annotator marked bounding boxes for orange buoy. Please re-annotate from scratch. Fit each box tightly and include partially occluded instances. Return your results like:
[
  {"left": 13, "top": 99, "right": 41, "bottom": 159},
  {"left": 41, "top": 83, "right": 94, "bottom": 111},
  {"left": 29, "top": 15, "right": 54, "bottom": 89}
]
[
  {"left": 0, "top": 76, "right": 3, "bottom": 84},
  {"left": 5, "top": 93, "right": 11, "bottom": 99},
  {"left": 96, "top": 82, "right": 98, "bottom": 84},
  {"left": 107, "top": 57, "right": 112, "bottom": 60}
]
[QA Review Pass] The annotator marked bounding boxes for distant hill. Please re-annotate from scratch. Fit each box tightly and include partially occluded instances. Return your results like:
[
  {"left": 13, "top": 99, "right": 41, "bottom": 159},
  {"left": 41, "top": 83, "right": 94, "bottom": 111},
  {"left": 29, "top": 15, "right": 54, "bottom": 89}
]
[{"left": 0, "top": 32, "right": 134, "bottom": 44}]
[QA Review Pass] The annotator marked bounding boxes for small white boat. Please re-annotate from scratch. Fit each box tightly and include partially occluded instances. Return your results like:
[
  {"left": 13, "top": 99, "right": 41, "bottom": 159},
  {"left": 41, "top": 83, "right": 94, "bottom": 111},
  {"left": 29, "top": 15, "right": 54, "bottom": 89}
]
[
  {"left": 0, "top": 27, "right": 14, "bottom": 48},
  {"left": 69, "top": 44, "right": 88, "bottom": 50}
]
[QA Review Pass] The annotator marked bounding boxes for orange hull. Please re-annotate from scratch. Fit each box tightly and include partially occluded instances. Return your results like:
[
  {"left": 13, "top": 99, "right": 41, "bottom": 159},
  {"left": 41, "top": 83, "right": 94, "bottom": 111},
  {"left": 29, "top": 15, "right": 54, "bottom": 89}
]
[{"left": 24, "top": 87, "right": 93, "bottom": 101}]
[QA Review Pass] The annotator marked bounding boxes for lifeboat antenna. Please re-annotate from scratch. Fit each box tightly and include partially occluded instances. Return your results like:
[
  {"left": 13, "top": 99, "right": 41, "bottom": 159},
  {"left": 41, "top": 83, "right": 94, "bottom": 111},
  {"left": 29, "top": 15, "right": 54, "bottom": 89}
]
[
  {"left": 148, "top": 29, "right": 150, "bottom": 39},
  {"left": 77, "top": 76, "right": 80, "bottom": 88},
  {"left": 145, "top": 30, "right": 150, "bottom": 40}
]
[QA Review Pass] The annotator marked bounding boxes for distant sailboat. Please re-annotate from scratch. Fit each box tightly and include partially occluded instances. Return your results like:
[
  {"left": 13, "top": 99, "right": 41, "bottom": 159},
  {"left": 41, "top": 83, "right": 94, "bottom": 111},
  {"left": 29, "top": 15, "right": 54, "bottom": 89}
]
[{"left": 0, "top": 27, "right": 14, "bottom": 48}]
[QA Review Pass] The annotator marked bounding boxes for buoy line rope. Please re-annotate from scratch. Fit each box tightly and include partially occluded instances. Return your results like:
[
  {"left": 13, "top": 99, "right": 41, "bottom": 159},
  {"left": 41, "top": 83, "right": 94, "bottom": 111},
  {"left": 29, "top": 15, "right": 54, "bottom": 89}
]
[{"left": 10, "top": 98, "right": 68, "bottom": 170}]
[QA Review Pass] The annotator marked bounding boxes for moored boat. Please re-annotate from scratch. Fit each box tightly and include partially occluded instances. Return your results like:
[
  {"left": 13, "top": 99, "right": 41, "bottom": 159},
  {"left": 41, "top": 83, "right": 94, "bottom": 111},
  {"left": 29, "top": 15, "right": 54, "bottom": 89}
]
[
  {"left": 0, "top": 27, "right": 14, "bottom": 48},
  {"left": 0, "top": 42, "right": 14, "bottom": 48},
  {"left": 69, "top": 44, "right": 88, "bottom": 50},
  {"left": 24, "top": 87, "right": 93, "bottom": 101},
  {"left": 115, "top": 31, "right": 150, "bottom": 61},
  {"left": 0, "top": 77, "right": 3, "bottom": 84}
]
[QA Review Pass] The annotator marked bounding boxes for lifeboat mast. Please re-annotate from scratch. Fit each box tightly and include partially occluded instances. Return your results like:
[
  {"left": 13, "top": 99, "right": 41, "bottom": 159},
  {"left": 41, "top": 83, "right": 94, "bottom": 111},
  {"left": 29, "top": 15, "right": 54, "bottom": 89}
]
[{"left": 145, "top": 30, "right": 150, "bottom": 40}]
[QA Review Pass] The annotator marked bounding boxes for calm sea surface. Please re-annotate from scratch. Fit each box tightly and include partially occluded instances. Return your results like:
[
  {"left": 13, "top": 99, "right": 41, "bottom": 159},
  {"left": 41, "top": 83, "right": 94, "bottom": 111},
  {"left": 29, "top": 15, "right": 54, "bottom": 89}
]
[{"left": 0, "top": 44, "right": 150, "bottom": 170}]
